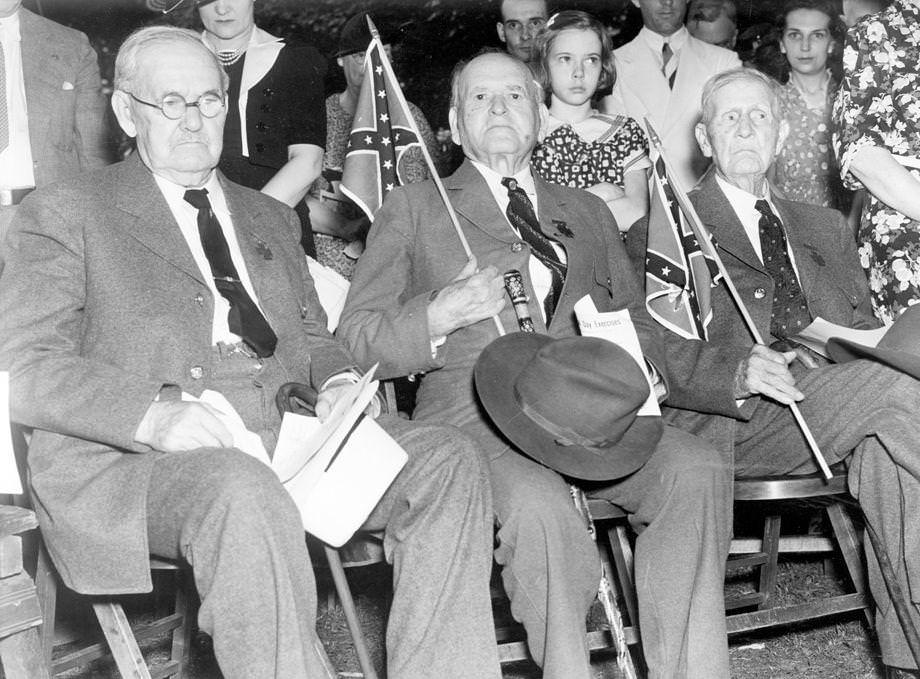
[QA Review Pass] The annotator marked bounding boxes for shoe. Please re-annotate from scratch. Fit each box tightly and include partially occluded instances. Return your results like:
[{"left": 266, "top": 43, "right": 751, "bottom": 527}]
[{"left": 887, "top": 667, "right": 920, "bottom": 678}]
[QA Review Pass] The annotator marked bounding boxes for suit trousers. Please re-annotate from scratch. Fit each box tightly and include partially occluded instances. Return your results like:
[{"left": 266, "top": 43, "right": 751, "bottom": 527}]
[
  {"left": 491, "top": 425, "right": 733, "bottom": 679},
  {"left": 733, "top": 359, "right": 920, "bottom": 669},
  {"left": 146, "top": 350, "right": 500, "bottom": 679}
]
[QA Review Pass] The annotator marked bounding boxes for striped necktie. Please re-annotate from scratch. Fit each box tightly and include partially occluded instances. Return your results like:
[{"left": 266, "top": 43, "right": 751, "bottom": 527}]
[{"left": 661, "top": 41, "right": 677, "bottom": 89}]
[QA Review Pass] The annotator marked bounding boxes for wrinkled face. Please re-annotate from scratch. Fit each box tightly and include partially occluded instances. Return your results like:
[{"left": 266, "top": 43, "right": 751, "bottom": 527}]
[
  {"left": 112, "top": 41, "right": 226, "bottom": 184},
  {"left": 546, "top": 28, "right": 603, "bottom": 108},
  {"left": 686, "top": 13, "right": 737, "bottom": 48},
  {"left": 449, "top": 53, "right": 546, "bottom": 168},
  {"left": 695, "top": 79, "right": 788, "bottom": 187},
  {"left": 632, "top": 0, "right": 688, "bottom": 36},
  {"left": 198, "top": 0, "right": 256, "bottom": 44},
  {"left": 0, "top": 0, "right": 22, "bottom": 18},
  {"left": 781, "top": 8, "right": 834, "bottom": 77},
  {"left": 497, "top": 0, "right": 549, "bottom": 64}
]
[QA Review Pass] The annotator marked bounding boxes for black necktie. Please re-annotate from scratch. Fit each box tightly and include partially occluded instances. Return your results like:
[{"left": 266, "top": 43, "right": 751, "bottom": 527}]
[
  {"left": 501, "top": 177, "right": 566, "bottom": 323},
  {"left": 754, "top": 199, "right": 812, "bottom": 339},
  {"left": 184, "top": 189, "right": 277, "bottom": 357},
  {"left": 661, "top": 42, "right": 677, "bottom": 89}
]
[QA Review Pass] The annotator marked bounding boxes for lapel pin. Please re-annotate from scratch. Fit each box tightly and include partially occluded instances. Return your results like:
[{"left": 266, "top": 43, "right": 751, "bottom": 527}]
[
  {"left": 255, "top": 239, "right": 273, "bottom": 260},
  {"left": 553, "top": 220, "right": 574, "bottom": 238}
]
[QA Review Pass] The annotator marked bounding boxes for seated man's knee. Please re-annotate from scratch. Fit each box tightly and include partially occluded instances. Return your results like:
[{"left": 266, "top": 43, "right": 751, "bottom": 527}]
[{"left": 196, "top": 449, "right": 296, "bottom": 516}]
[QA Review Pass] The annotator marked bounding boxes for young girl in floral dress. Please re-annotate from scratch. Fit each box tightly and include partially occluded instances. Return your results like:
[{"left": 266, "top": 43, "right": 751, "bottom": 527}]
[{"left": 531, "top": 10, "right": 650, "bottom": 233}]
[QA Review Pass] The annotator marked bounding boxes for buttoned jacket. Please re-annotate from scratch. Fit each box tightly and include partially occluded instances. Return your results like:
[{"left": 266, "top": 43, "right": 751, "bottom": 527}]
[
  {"left": 0, "top": 154, "right": 353, "bottom": 594},
  {"left": 337, "top": 159, "right": 666, "bottom": 457},
  {"left": 625, "top": 170, "right": 878, "bottom": 452}
]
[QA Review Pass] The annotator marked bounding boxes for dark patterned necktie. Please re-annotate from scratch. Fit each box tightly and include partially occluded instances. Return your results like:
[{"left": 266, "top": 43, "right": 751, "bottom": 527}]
[
  {"left": 661, "top": 42, "right": 677, "bottom": 89},
  {"left": 754, "top": 199, "right": 812, "bottom": 339},
  {"left": 501, "top": 177, "right": 566, "bottom": 323},
  {"left": 184, "top": 189, "right": 277, "bottom": 357}
]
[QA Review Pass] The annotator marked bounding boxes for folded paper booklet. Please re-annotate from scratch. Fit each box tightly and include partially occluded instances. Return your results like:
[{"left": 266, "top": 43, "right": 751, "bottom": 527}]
[
  {"left": 573, "top": 295, "right": 661, "bottom": 417},
  {"left": 186, "top": 366, "right": 407, "bottom": 547},
  {"left": 790, "top": 317, "right": 887, "bottom": 359}
]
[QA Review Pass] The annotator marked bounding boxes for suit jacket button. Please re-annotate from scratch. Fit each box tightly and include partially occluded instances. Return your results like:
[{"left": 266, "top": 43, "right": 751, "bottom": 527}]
[
  {"left": 754, "top": 287, "right": 766, "bottom": 299},
  {"left": 511, "top": 242, "right": 524, "bottom": 253},
  {"left": 194, "top": 293, "right": 204, "bottom": 306},
  {"left": 189, "top": 366, "right": 204, "bottom": 380},
  {"left": 254, "top": 143, "right": 265, "bottom": 153}
]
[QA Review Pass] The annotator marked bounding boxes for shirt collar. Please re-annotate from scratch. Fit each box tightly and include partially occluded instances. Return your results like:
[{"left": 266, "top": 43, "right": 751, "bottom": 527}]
[
  {"left": 639, "top": 25, "right": 688, "bottom": 52},
  {"left": 153, "top": 170, "right": 231, "bottom": 216},
  {"left": 0, "top": 10, "right": 22, "bottom": 41},
  {"left": 470, "top": 159, "right": 536, "bottom": 197}
]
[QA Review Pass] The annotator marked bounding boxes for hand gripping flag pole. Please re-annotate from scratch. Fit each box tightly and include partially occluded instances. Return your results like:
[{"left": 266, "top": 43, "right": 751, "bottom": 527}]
[
  {"left": 643, "top": 119, "right": 831, "bottom": 479},
  {"left": 341, "top": 16, "right": 504, "bottom": 337}
]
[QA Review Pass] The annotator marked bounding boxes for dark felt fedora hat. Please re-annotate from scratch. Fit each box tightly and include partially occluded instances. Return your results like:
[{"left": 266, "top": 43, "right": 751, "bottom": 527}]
[
  {"left": 335, "top": 13, "right": 400, "bottom": 58},
  {"left": 474, "top": 333, "right": 662, "bottom": 481},
  {"left": 827, "top": 305, "right": 920, "bottom": 379}
]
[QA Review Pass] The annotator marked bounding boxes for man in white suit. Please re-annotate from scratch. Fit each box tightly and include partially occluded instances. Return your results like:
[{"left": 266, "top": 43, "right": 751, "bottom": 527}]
[{"left": 602, "top": 0, "right": 740, "bottom": 189}]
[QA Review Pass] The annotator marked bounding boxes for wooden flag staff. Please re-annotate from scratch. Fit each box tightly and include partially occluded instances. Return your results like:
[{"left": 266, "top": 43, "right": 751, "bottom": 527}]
[
  {"left": 644, "top": 119, "right": 832, "bottom": 480},
  {"left": 364, "top": 17, "right": 505, "bottom": 337}
]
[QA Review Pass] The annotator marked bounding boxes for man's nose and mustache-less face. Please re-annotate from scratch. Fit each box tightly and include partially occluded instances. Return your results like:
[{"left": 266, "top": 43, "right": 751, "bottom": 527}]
[
  {"left": 497, "top": 0, "right": 548, "bottom": 64},
  {"left": 633, "top": 0, "right": 688, "bottom": 36}
]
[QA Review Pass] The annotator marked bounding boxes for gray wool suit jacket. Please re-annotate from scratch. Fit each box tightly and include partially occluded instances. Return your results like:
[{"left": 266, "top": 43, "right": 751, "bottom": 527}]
[
  {"left": 337, "top": 159, "right": 666, "bottom": 458},
  {"left": 0, "top": 154, "right": 353, "bottom": 594},
  {"left": 19, "top": 8, "right": 110, "bottom": 185},
  {"left": 625, "top": 169, "right": 879, "bottom": 453}
]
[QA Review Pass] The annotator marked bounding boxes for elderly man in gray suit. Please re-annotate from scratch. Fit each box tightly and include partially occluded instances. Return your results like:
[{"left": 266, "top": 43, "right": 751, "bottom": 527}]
[
  {"left": 0, "top": 0, "right": 110, "bottom": 238},
  {"left": 627, "top": 67, "right": 920, "bottom": 678},
  {"left": 339, "top": 50, "right": 734, "bottom": 679},
  {"left": 0, "top": 26, "right": 501, "bottom": 679}
]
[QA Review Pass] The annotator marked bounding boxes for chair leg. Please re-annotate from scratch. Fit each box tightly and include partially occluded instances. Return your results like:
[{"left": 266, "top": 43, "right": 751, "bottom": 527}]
[
  {"left": 757, "top": 515, "right": 781, "bottom": 609},
  {"left": 169, "top": 568, "right": 193, "bottom": 679},
  {"left": 606, "top": 523, "right": 639, "bottom": 629},
  {"left": 0, "top": 625, "right": 50, "bottom": 679},
  {"left": 92, "top": 601, "right": 152, "bottom": 679},
  {"left": 33, "top": 542, "right": 56, "bottom": 673},
  {"left": 825, "top": 503, "right": 873, "bottom": 627},
  {"left": 324, "top": 546, "right": 379, "bottom": 679}
]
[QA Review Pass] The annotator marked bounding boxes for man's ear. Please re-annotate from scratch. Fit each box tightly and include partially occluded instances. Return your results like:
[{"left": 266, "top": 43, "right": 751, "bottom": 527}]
[
  {"left": 111, "top": 90, "right": 137, "bottom": 138},
  {"left": 497, "top": 21, "right": 507, "bottom": 44},
  {"left": 695, "top": 121, "right": 713, "bottom": 158},
  {"left": 448, "top": 107, "right": 462, "bottom": 147}
]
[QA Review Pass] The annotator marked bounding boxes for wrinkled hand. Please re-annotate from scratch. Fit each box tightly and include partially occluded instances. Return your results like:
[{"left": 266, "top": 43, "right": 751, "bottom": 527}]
[
  {"left": 134, "top": 401, "right": 233, "bottom": 452},
  {"left": 427, "top": 256, "right": 506, "bottom": 339},
  {"left": 315, "top": 382, "right": 351, "bottom": 422},
  {"left": 732, "top": 344, "right": 804, "bottom": 404}
]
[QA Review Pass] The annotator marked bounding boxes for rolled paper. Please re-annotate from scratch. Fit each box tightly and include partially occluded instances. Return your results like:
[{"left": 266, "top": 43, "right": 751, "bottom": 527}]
[{"left": 504, "top": 269, "right": 536, "bottom": 334}]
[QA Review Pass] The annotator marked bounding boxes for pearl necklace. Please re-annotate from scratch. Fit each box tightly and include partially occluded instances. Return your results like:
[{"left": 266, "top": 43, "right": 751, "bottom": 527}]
[{"left": 217, "top": 47, "right": 246, "bottom": 67}]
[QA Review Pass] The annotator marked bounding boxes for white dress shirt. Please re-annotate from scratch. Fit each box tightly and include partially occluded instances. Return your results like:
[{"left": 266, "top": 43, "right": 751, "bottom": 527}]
[
  {"left": 715, "top": 174, "right": 801, "bottom": 275},
  {"left": 154, "top": 172, "right": 267, "bottom": 346},
  {"left": 638, "top": 25, "right": 688, "bottom": 73},
  {"left": 0, "top": 10, "right": 35, "bottom": 189}
]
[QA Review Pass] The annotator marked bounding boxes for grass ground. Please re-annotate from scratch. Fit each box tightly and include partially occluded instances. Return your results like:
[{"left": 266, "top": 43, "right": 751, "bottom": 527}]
[{"left": 51, "top": 555, "right": 887, "bottom": 679}]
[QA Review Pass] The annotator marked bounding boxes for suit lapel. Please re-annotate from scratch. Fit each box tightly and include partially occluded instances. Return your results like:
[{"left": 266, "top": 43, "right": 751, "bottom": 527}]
[
  {"left": 616, "top": 40, "right": 670, "bottom": 128},
  {"left": 772, "top": 196, "right": 821, "bottom": 299},
  {"left": 113, "top": 155, "right": 206, "bottom": 285},
  {"left": 446, "top": 160, "right": 517, "bottom": 243},
  {"left": 20, "top": 10, "right": 60, "bottom": 144},
  {"left": 692, "top": 172, "right": 765, "bottom": 274}
]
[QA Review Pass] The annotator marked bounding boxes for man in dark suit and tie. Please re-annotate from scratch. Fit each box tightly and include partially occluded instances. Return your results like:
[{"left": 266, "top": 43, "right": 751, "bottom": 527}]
[
  {"left": 0, "top": 26, "right": 501, "bottom": 679},
  {"left": 0, "top": 0, "right": 110, "bottom": 238},
  {"left": 627, "top": 67, "right": 920, "bottom": 677},
  {"left": 339, "top": 50, "right": 734, "bottom": 679}
]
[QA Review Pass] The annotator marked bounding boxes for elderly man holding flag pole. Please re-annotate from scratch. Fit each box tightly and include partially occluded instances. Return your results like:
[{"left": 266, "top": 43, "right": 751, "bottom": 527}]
[
  {"left": 627, "top": 67, "right": 920, "bottom": 677},
  {"left": 339, "top": 48, "right": 735, "bottom": 679}
]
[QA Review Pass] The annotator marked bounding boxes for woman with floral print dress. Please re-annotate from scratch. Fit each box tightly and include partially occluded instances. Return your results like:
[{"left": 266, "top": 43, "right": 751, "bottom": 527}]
[
  {"left": 773, "top": 0, "right": 848, "bottom": 210},
  {"left": 531, "top": 10, "right": 650, "bottom": 233},
  {"left": 833, "top": 0, "right": 920, "bottom": 324}
]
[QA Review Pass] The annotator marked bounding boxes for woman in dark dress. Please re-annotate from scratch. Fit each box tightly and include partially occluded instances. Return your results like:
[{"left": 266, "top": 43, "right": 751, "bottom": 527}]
[{"left": 197, "top": 0, "right": 326, "bottom": 256}]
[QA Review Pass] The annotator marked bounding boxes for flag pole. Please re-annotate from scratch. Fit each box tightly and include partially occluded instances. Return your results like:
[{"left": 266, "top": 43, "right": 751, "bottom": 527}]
[
  {"left": 644, "top": 119, "right": 832, "bottom": 480},
  {"left": 365, "top": 17, "right": 506, "bottom": 337}
]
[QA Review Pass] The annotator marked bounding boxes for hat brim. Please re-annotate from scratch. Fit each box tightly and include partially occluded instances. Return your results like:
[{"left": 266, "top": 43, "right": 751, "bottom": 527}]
[
  {"left": 474, "top": 333, "right": 661, "bottom": 481},
  {"left": 827, "top": 337, "right": 920, "bottom": 381}
]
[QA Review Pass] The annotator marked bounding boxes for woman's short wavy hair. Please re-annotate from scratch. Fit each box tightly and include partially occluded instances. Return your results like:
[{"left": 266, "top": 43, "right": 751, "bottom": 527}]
[{"left": 533, "top": 10, "right": 616, "bottom": 97}]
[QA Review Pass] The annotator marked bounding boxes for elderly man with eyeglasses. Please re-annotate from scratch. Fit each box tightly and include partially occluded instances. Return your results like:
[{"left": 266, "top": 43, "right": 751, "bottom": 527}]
[{"left": 0, "top": 25, "right": 502, "bottom": 679}]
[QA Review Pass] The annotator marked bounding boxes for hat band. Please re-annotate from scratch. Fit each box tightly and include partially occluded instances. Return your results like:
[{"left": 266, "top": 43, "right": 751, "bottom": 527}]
[{"left": 515, "top": 389, "right": 618, "bottom": 450}]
